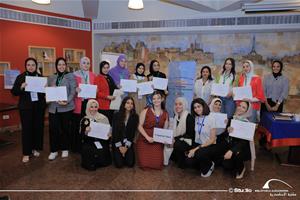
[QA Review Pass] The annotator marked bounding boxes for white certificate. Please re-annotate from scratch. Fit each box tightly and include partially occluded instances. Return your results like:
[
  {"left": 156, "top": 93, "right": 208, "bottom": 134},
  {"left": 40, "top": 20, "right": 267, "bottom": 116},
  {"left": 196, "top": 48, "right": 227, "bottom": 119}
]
[
  {"left": 229, "top": 120, "right": 256, "bottom": 141},
  {"left": 109, "top": 89, "right": 123, "bottom": 110},
  {"left": 233, "top": 86, "right": 253, "bottom": 101},
  {"left": 78, "top": 84, "right": 97, "bottom": 98},
  {"left": 88, "top": 121, "right": 111, "bottom": 140},
  {"left": 211, "top": 83, "right": 229, "bottom": 97},
  {"left": 153, "top": 77, "right": 168, "bottom": 90},
  {"left": 153, "top": 128, "right": 173, "bottom": 144},
  {"left": 25, "top": 76, "right": 47, "bottom": 93},
  {"left": 45, "top": 86, "right": 67, "bottom": 102},
  {"left": 120, "top": 79, "right": 137, "bottom": 92},
  {"left": 211, "top": 113, "right": 227, "bottom": 128},
  {"left": 137, "top": 81, "right": 154, "bottom": 96}
]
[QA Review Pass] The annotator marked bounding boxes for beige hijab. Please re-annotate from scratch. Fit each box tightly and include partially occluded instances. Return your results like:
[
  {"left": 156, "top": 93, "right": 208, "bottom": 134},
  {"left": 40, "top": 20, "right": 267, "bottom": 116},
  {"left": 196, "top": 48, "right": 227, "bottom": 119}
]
[
  {"left": 85, "top": 99, "right": 109, "bottom": 124},
  {"left": 173, "top": 97, "right": 189, "bottom": 138}
]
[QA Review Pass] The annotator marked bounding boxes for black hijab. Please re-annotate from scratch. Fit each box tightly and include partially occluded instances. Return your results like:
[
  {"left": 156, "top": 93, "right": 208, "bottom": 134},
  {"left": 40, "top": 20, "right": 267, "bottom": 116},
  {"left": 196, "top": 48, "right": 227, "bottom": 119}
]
[
  {"left": 272, "top": 60, "right": 283, "bottom": 78},
  {"left": 25, "top": 57, "right": 38, "bottom": 76},
  {"left": 55, "top": 57, "right": 69, "bottom": 86},
  {"left": 134, "top": 62, "right": 146, "bottom": 77},
  {"left": 99, "top": 61, "right": 117, "bottom": 94}
]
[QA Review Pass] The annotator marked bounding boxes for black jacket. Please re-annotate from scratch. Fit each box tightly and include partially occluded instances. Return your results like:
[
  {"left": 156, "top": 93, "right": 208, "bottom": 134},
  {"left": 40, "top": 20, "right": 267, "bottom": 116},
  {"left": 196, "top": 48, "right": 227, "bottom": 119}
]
[{"left": 11, "top": 72, "right": 46, "bottom": 110}]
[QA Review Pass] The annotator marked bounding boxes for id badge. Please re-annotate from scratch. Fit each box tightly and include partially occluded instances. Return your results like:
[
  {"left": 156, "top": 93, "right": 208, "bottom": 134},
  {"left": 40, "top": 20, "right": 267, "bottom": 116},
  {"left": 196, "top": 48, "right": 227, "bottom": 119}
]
[{"left": 30, "top": 92, "right": 38, "bottom": 102}]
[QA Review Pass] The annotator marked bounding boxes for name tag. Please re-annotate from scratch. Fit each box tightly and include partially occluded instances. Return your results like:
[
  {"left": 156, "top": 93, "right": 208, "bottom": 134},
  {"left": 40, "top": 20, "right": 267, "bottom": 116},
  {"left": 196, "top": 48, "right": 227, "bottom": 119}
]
[{"left": 30, "top": 92, "right": 38, "bottom": 102}]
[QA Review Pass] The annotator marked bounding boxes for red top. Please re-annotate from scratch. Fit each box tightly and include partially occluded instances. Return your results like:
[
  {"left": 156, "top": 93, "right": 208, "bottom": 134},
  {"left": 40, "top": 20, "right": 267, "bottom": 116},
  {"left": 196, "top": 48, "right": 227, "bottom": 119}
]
[
  {"left": 95, "top": 74, "right": 111, "bottom": 110},
  {"left": 238, "top": 75, "right": 265, "bottom": 110}
]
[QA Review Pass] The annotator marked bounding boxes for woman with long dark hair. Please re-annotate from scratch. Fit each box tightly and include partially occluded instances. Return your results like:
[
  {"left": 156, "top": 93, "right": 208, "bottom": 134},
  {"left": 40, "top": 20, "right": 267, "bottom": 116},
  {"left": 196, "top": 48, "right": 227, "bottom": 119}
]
[
  {"left": 194, "top": 66, "right": 213, "bottom": 104},
  {"left": 47, "top": 57, "right": 76, "bottom": 160},
  {"left": 95, "top": 61, "right": 118, "bottom": 125},
  {"left": 112, "top": 97, "right": 139, "bottom": 168},
  {"left": 215, "top": 58, "right": 237, "bottom": 118},
  {"left": 11, "top": 57, "right": 46, "bottom": 163}
]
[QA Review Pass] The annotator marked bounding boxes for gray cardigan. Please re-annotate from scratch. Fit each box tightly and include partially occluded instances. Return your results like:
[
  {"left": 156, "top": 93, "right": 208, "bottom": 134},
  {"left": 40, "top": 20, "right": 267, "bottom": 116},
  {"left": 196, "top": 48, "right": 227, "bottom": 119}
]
[
  {"left": 263, "top": 74, "right": 289, "bottom": 104},
  {"left": 47, "top": 73, "right": 76, "bottom": 114}
]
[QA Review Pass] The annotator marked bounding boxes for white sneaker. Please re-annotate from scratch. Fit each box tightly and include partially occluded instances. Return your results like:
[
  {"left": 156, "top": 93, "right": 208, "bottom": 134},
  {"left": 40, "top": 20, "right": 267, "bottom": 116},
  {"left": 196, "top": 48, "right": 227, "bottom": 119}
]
[
  {"left": 32, "top": 150, "right": 40, "bottom": 157},
  {"left": 61, "top": 150, "right": 69, "bottom": 158},
  {"left": 48, "top": 152, "right": 58, "bottom": 161},
  {"left": 201, "top": 161, "right": 215, "bottom": 178},
  {"left": 236, "top": 166, "right": 246, "bottom": 179}
]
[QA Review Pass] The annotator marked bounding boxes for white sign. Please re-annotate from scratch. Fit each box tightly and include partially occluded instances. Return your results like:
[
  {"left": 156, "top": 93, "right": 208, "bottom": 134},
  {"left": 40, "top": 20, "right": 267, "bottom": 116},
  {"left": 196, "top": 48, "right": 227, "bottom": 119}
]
[
  {"left": 120, "top": 79, "right": 137, "bottom": 92},
  {"left": 88, "top": 121, "right": 111, "bottom": 140},
  {"left": 45, "top": 86, "right": 67, "bottom": 102},
  {"left": 137, "top": 81, "right": 154, "bottom": 96},
  {"left": 153, "top": 128, "right": 173, "bottom": 144},
  {"left": 109, "top": 89, "right": 123, "bottom": 110},
  {"left": 211, "top": 83, "right": 229, "bottom": 97},
  {"left": 153, "top": 77, "right": 168, "bottom": 90},
  {"left": 78, "top": 84, "right": 97, "bottom": 98},
  {"left": 233, "top": 86, "right": 253, "bottom": 101},
  {"left": 229, "top": 119, "right": 256, "bottom": 141},
  {"left": 211, "top": 113, "right": 227, "bottom": 128},
  {"left": 25, "top": 76, "right": 47, "bottom": 93}
]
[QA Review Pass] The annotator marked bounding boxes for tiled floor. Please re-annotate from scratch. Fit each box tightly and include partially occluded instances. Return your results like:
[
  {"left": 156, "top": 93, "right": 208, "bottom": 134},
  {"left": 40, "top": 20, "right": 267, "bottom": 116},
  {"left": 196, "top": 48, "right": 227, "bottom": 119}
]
[{"left": 0, "top": 129, "right": 299, "bottom": 200}]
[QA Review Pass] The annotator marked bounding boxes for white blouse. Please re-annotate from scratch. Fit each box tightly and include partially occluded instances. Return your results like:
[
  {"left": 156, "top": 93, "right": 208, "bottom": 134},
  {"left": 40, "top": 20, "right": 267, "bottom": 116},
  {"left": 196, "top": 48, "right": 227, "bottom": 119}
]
[
  {"left": 194, "top": 114, "right": 216, "bottom": 145},
  {"left": 194, "top": 78, "right": 213, "bottom": 104}
]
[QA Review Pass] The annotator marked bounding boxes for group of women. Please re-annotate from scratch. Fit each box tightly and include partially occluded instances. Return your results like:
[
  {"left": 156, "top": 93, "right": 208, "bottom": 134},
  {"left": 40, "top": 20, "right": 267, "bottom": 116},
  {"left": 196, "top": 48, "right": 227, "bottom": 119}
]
[{"left": 11, "top": 55, "right": 289, "bottom": 179}]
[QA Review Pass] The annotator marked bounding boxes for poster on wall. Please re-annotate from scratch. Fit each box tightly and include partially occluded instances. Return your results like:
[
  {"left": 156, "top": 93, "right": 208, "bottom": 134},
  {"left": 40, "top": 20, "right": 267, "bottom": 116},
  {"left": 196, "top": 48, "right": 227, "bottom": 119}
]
[
  {"left": 166, "top": 61, "right": 196, "bottom": 117},
  {"left": 4, "top": 69, "right": 20, "bottom": 89}
]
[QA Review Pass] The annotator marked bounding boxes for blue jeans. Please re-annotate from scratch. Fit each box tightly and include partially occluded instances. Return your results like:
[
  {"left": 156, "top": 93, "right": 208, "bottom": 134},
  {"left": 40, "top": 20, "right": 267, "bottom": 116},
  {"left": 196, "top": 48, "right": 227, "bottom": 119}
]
[{"left": 220, "top": 97, "right": 236, "bottom": 119}]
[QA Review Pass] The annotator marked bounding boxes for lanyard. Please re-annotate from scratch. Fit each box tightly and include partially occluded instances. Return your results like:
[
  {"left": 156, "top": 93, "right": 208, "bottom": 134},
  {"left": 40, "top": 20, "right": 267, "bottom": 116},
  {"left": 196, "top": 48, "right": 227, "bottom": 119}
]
[
  {"left": 197, "top": 116, "right": 205, "bottom": 135},
  {"left": 80, "top": 70, "right": 88, "bottom": 84},
  {"left": 155, "top": 115, "right": 160, "bottom": 127},
  {"left": 223, "top": 73, "right": 231, "bottom": 84},
  {"left": 56, "top": 73, "right": 65, "bottom": 86}
]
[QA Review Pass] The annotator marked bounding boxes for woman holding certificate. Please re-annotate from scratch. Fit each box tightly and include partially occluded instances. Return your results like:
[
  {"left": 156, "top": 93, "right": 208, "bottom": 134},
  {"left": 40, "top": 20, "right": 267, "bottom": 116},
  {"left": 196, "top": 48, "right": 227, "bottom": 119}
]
[
  {"left": 146, "top": 60, "right": 168, "bottom": 106},
  {"left": 185, "top": 98, "right": 217, "bottom": 177},
  {"left": 112, "top": 97, "right": 139, "bottom": 168},
  {"left": 214, "top": 58, "right": 237, "bottom": 118},
  {"left": 80, "top": 99, "right": 112, "bottom": 170},
  {"left": 222, "top": 101, "right": 253, "bottom": 179},
  {"left": 136, "top": 91, "right": 169, "bottom": 170},
  {"left": 194, "top": 66, "right": 213, "bottom": 104},
  {"left": 95, "top": 61, "right": 118, "bottom": 125},
  {"left": 130, "top": 63, "right": 147, "bottom": 114},
  {"left": 171, "top": 97, "right": 195, "bottom": 168},
  {"left": 72, "top": 57, "right": 96, "bottom": 153},
  {"left": 237, "top": 60, "right": 265, "bottom": 123},
  {"left": 11, "top": 57, "right": 46, "bottom": 163},
  {"left": 108, "top": 54, "right": 130, "bottom": 88},
  {"left": 47, "top": 58, "right": 76, "bottom": 160}
]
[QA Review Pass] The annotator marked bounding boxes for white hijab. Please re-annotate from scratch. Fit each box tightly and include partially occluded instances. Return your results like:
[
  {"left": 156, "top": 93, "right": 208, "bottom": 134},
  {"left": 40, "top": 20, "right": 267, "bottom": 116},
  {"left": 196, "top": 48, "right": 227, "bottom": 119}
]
[
  {"left": 233, "top": 101, "right": 252, "bottom": 121},
  {"left": 85, "top": 99, "right": 109, "bottom": 123},
  {"left": 243, "top": 60, "right": 255, "bottom": 86},
  {"left": 209, "top": 97, "right": 222, "bottom": 113},
  {"left": 173, "top": 97, "right": 189, "bottom": 138}
]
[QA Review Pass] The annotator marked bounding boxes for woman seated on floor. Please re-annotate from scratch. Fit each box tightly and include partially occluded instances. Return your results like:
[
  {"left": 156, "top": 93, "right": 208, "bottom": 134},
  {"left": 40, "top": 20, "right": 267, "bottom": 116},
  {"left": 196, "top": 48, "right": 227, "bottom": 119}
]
[
  {"left": 222, "top": 101, "right": 254, "bottom": 179},
  {"left": 80, "top": 99, "right": 112, "bottom": 170},
  {"left": 112, "top": 97, "right": 139, "bottom": 168},
  {"left": 185, "top": 98, "right": 217, "bottom": 177}
]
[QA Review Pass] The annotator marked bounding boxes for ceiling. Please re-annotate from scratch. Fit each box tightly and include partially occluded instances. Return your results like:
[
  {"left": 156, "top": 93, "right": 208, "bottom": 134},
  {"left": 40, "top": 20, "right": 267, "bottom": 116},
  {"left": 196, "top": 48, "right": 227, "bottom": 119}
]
[{"left": 1, "top": 0, "right": 298, "bottom": 21}]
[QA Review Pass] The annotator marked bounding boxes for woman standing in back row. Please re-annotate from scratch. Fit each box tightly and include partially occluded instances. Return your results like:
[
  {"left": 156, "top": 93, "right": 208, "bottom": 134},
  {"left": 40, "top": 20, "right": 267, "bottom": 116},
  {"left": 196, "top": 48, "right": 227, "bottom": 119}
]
[{"left": 11, "top": 57, "right": 46, "bottom": 163}]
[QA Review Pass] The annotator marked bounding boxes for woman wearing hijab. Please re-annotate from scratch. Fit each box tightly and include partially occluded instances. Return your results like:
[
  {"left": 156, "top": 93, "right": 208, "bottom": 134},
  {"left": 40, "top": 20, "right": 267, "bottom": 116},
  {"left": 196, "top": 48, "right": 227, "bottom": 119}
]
[
  {"left": 214, "top": 58, "right": 237, "bottom": 118},
  {"left": 146, "top": 60, "right": 168, "bottom": 106},
  {"left": 80, "top": 99, "right": 112, "bottom": 170},
  {"left": 194, "top": 66, "right": 214, "bottom": 104},
  {"left": 209, "top": 98, "right": 227, "bottom": 137},
  {"left": 112, "top": 97, "right": 139, "bottom": 168},
  {"left": 72, "top": 56, "right": 96, "bottom": 153},
  {"left": 11, "top": 57, "right": 46, "bottom": 163},
  {"left": 238, "top": 60, "right": 265, "bottom": 123},
  {"left": 170, "top": 97, "right": 195, "bottom": 168},
  {"left": 95, "top": 61, "right": 118, "bottom": 125},
  {"left": 47, "top": 57, "right": 76, "bottom": 160},
  {"left": 262, "top": 60, "right": 289, "bottom": 113},
  {"left": 130, "top": 62, "right": 147, "bottom": 114},
  {"left": 108, "top": 54, "right": 130, "bottom": 88},
  {"left": 222, "top": 101, "right": 255, "bottom": 179}
]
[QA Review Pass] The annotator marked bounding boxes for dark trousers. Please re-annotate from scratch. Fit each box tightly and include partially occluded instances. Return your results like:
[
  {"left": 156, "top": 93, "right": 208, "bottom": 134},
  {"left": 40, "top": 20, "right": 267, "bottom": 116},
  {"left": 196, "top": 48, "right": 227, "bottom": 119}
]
[
  {"left": 261, "top": 98, "right": 284, "bottom": 113},
  {"left": 19, "top": 107, "right": 45, "bottom": 156},
  {"left": 222, "top": 150, "right": 248, "bottom": 174},
  {"left": 70, "top": 100, "right": 88, "bottom": 153},
  {"left": 49, "top": 111, "right": 72, "bottom": 152},
  {"left": 173, "top": 139, "right": 193, "bottom": 168},
  {"left": 186, "top": 144, "right": 224, "bottom": 174},
  {"left": 98, "top": 109, "right": 114, "bottom": 126},
  {"left": 112, "top": 145, "right": 135, "bottom": 168}
]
